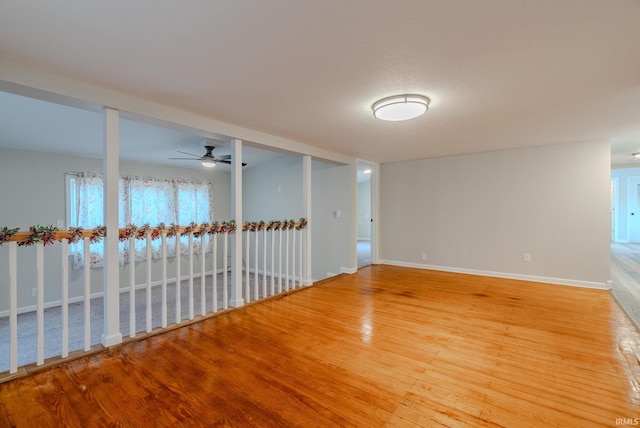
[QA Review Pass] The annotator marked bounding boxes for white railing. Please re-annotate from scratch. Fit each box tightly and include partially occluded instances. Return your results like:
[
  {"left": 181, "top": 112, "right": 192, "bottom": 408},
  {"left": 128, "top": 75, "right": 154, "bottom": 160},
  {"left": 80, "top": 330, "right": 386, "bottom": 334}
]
[
  {"left": 241, "top": 220, "right": 306, "bottom": 303},
  {"left": 0, "top": 219, "right": 307, "bottom": 376}
]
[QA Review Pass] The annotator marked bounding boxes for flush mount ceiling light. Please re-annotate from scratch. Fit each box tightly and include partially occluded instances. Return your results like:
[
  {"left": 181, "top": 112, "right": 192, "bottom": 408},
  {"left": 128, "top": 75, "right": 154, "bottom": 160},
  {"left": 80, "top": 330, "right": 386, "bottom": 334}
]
[
  {"left": 633, "top": 153, "right": 640, "bottom": 159},
  {"left": 372, "top": 94, "right": 430, "bottom": 121}
]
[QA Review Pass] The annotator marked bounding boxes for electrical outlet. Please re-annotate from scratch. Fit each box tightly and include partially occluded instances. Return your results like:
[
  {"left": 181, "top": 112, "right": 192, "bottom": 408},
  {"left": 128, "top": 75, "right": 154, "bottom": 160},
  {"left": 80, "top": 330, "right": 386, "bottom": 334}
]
[
  {"left": 523, "top": 253, "right": 531, "bottom": 263},
  {"left": 421, "top": 253, "right": 427, "bottom": 261},
  {"left": 32, "top": 287, "right": 37, "bottom": 297}
]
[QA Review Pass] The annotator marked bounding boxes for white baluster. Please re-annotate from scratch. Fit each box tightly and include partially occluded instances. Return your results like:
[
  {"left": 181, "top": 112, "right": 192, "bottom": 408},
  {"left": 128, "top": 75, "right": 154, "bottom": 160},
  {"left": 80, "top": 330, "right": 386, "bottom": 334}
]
[
  {"left": 61, "top": 238, "right": 69, "bottom": 358},
  {"left": 278, "top": 228, "right": 282, "bottom": 293},
  {"left": 285, "top": 227, "right": 290, "bottom": 291},
  {"left": 129, "top": 237, "right": 136, "bottom": 338},
  {"left": 262, "top": 228, "right": 267, "bottom": 298},
  {"left": 292, "top": 226, "right": 296, "bottom": 289},
  {"left": 212, "top": 233, "right": 218, "bottom": 312},
  {"left": 299, "top": 228, "right": 303, "bottom": 288},
  {"left": 245, "top": 229, "right": 250, "bottom": 303},
  {"left": 270, "top": 228, "right": 275, "bottom": 296},
  {"left": 36, "top": 242, "right": 44, "bottom": 366},
  {"left": 223, "top": 232, "right": 228, "bottom": 310},
  {"left": 188, "top": 233, "right": 194, "bottom": 320},
  {"left": 146, "top": 234, "right": 152, "bottom": 333},
  {"left": 161, "top": 232, "right": 167, "bottom": 328},
  {"left": 175, "top": 231, "right": 181, "bottom": 323},
  {"left": 201, "top": 234, "right": 206, "bottom": 316},
  {"left": 254, "top": 229, "right": 259, "bottom": 299},
  {"left": 9, "top": 241, "right": 17, "bottom": 374},
  {"left": 83, "top": 237, "right": 90, "bottom": 352}
]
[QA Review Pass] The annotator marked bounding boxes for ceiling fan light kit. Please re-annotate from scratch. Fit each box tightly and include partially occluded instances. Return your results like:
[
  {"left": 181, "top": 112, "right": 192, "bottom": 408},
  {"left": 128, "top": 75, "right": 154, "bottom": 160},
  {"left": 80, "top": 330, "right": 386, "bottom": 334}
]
[
  {"left": 372, "top": 94, "right": 430, "bottom": 121},
  {"left": 169, "top": 144, "right": 246, "bottom": 167},
  {"left": 201, "top": 157, "right": 216, "bottom": 167}
]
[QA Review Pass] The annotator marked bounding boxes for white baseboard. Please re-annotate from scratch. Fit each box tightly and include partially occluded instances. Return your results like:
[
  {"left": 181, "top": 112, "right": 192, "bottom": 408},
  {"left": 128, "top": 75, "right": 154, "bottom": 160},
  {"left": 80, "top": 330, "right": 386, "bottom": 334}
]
[
  {"left": 378, "top": 259, "right": 609, "bottom": 290},
  {"left": 341, "top": 266, "right": 357, "bottom": 274}
]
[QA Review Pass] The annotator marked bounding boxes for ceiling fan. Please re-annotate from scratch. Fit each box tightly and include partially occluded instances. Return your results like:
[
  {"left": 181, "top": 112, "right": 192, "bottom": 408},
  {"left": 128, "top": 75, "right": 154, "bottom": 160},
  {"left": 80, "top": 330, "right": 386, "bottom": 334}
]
[{"left": 170, "top": 145, "right": 246, "bottom": 168}]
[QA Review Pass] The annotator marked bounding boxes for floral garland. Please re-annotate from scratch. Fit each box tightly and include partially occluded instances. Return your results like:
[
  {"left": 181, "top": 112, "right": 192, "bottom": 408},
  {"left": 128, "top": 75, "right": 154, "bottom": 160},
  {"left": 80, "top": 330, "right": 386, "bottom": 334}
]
[
  {"left": 0, "top": 227, "right": 20, "bottom": 245},
  {"left": 67, "top": 227, "right": 84, "bottom": 244},
  {"left": 183, "top": 222, "right": 196, "bottom": 235},
  {"left": 150, "top": 226, "right": 162, "bottom": 240},
  {"left": 167, "top": 223, "right": 179, "bottom": 238},
  {"left": 0, "top": 218, "right": 307, "bottom": 246},
  {"left": 208, "top": 221, "right": 220, "bottom": 235},
  {"left": 296, "top": 217, "right": 308, "bottom": 230},
  {"left": 18, "top": 225, "right": 59, "bottom": 247},
  {"left": 135, "top": 223, "right": 150, "bottom": 240},
  {"left": 193, "top": 222, "right": 208, "bottom": 238},
  {"left": 90, "top": 226, "right": 106, "bottom": 243},
  {"left": 269, "top": 220, "right": 282, "bottom": 231},
  {"left": 119, "top": 224, "right": 137, "bottom": 242}
]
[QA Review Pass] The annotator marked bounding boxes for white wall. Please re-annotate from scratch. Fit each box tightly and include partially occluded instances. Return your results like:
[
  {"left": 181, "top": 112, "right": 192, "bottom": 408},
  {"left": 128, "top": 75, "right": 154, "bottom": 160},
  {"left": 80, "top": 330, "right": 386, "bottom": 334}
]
[
  {"left": 243, "top": 155, "right": 303, "bottom": 220},
  {"left": 0, "top": 147, "right": 231, "bottom": 312},
  {"left": 312, "top": 161, "right": 355, "bottom": 279},
  {"left": 380, "top": 140, "right": 611, "bottom": 287},
  {"left": 242, "top": 155, "right": 355, "bottom": 281}
]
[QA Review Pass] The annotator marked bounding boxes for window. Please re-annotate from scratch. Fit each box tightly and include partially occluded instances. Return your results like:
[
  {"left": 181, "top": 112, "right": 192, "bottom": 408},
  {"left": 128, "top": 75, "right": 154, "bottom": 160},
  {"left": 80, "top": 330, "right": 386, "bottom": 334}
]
[{"left": 67, "top": 173, "right": 213, "bottom": 268}]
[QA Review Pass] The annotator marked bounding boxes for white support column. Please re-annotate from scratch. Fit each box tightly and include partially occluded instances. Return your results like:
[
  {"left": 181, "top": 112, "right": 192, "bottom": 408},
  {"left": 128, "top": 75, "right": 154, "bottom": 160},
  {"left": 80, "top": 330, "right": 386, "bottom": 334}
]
[
  {"left": 129, "top": 238, "right": 136, "bottom": 338},
  {"left": 213, "top": 234, "right": 218, "bottom": 311},
  {"left": 61, "top": 239, "right": 69, "bottom": 358},
  {"left": 303, "top": 155, "right": 313, "bottom": 285},
  {"left": 370, "top": 163, "right": 380, "bottom": 265},
  {"left": 229, "top": 139, "right": 244, "bottom": 308},
  {"left": 83, "top": 238, "right": 91, "bottom": 351},
  {"left": 188, "top": 233, "right": 194, "bottom": 320},
  {"left": 200, "top": 235, "right": 206, "bottom": 316},
  {"left": 8, "top": 242, "right": 17, "bottom": 374},
  {"left": 145, "top": 234, "right": 152, "bottom": 332},
  {"left": 102, "top": 107, "right": 123, "bottom": 347},
  {"left": 36, "top": 243, "right": 44, "bottom": 365}
]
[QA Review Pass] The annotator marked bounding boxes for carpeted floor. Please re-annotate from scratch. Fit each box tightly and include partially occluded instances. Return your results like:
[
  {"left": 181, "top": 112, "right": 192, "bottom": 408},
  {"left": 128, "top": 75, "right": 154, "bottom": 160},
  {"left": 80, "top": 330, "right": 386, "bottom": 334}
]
[
  {"left": 0, "top": 271, "right": 287, "bottom": 373},
  {"left": 357, "top": 240, "right": 371, "bottom": 268}
]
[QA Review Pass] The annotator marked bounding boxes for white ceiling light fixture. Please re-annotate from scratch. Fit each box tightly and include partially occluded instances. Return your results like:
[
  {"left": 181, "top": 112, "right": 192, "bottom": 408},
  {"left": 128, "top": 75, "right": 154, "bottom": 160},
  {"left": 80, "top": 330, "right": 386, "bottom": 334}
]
[
  {"left": 633, "top": 152, "right": 640, "bottom": 159},
  {"left": 372, "top": 94, "right": 430, "bottom": 121}
]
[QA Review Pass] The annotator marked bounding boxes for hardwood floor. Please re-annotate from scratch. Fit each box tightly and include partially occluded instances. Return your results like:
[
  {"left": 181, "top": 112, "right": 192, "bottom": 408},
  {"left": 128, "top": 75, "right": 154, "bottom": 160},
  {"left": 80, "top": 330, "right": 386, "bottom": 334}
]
[
  {"left": 611, "top": 242, "right": 640, "bottom": 328},
  {"left": 1, "top": 265, "right": 639, "bottom": 427}
]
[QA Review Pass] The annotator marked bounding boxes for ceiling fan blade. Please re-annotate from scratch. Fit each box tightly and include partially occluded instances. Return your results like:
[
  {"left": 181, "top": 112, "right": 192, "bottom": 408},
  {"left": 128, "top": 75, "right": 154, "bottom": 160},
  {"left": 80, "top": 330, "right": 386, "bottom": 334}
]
[
  {"left": 215, "top": 155, "right": 232, "bottom": 159},
  {"left": 176, "top": 150, "right": 201, "bottom": 158},
  {"left": 169, "top": 157, "right": 200, "bottom": 160},
  {"left": 217, "top": 160, "right": 247, "bottom": 166}
]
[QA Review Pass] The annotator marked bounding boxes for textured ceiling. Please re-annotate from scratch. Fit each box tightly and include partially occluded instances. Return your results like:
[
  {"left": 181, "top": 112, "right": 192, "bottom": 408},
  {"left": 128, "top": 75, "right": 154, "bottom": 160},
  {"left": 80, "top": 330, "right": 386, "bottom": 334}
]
[{"left": 0, "top": 0, "right": 639, "bottom": 165}]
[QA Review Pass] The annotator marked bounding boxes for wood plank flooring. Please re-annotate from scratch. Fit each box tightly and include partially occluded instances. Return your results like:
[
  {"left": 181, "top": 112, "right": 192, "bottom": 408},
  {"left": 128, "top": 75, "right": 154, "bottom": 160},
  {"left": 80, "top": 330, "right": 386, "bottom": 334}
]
[
  {"left": 1, "top": 265, "right": 639, "bottom": 427},
  {"left": 611, "top": 242, "right": 640, "bottom": 328}
]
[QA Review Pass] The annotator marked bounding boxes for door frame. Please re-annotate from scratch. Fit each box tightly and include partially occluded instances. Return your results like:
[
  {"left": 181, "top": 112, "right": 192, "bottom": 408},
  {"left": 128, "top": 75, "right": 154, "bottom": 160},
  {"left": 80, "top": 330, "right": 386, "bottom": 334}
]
[
  {"left": 611, "top": 177, "right": 619, "bottom": 242},
  {"left": 626, "top": 176, "right": 640, "bottom": 243},
  {"left": 356, "top": 159, "right": 379, "bottom": 267}
]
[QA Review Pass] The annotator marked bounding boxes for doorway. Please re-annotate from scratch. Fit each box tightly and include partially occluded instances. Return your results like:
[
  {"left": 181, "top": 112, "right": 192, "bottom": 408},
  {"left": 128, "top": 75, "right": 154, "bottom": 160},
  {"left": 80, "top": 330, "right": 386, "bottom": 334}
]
[
  {"left": 610, "top": 172, "right": 640, "bottom": 328},
  {"left": 357, "top": 162, "right": 373, "bottom": 268},
  {"left": 627, "top": 177, "right": 640, "bottom": 242}
]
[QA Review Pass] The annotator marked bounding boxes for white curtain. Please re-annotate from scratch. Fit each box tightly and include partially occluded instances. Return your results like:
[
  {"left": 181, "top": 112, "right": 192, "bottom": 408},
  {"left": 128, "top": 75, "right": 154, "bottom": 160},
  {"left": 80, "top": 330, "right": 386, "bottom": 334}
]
[{"left": 69, "top": 173, "right": 213, "bottom": 269}]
